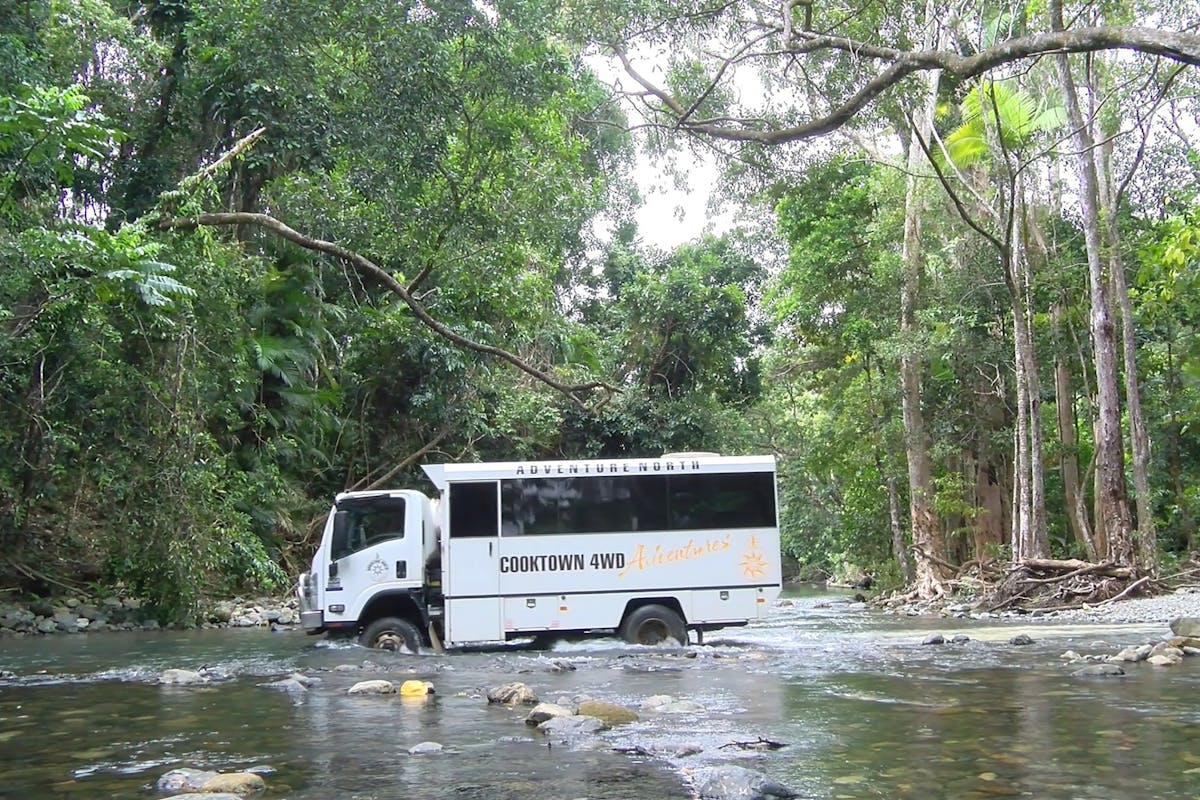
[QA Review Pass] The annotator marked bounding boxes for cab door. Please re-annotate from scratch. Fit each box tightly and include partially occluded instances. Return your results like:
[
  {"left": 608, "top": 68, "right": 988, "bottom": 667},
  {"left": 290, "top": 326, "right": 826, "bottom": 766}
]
[
  {"left": 326, "top": 494, "right": 420, "bottom": 625},
  {"left": 443, "top": 480, "right": 503, "bottom": 644}
]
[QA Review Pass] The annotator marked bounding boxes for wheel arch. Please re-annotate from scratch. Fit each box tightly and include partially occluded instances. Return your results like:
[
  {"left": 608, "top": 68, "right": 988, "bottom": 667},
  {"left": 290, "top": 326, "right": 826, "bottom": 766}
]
[
  {"left": 620, "top": 596, "right": 687, "bottom": 628},
  {"left": 358, "top": 590, "right": 428, "bottom": 638}
]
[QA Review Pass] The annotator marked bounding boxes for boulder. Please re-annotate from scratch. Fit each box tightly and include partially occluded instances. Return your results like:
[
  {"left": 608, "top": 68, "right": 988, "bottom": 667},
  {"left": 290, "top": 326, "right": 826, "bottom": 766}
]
[
  {"left": 1009, "top": 634, "right": 1035, "bottom": 646},
  {"left": 525, "top": 702, "right": 574, "bottom": 726},
  {"left": 199, "top": 772, "right": 267, "bottom": 796},
  {"left": 159, "top": 669, "right": 207, "bottom": 686},
  {"left": 576, "top": 700, "right": 639, "bottom": 726},
  {"left": 641, "top": 694, "right": 674, "bottom": 710},
  {"left": 486, "top": 682, "right": 538, "bottom": 706},
  {"left": 1148, "top": 653, "right": 1182, "bottom": 666},
  {"left": 538, "top": 714, "right": 607, "bottom": 738},
  {"left": 950, "top": 634, "right": 970, "bottom": 644},
  {"left": 689, "top": 766, "right": 799, "bottom": 800},
  {"left": 1108, "top": 647, "right": 1144, "bottom": 663},
  {"left": 408, "top": 741, "right": 444, "bottom": 755},
  {"left": 1169, "top": 617, "right": 1200, "bottom": 638},
  {"left": 259, "top": 677, "right": 307, "bottom": 693},
  {"left": 156, "top": 768, "right": 219, "bottom": 793},
  {"left": 920, "top": 633, "right": 945, "bottom": 645},
  {"left": 654, "top": 699, "right": 706, "bottom": 714},
  {"left": 347, "top": 680, "right": 396, "bottom": 695},
  {"left": 1166, "top": 636, "right": 1200, "bottom": 650},
  {"left": 1150, "top": 643, "right": 1184, "bottom": 658}
]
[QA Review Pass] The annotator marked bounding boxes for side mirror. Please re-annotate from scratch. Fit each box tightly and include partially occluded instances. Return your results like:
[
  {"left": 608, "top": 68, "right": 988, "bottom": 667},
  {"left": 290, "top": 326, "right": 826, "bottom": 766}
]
[{"left": 331, "top": 510, "right": 350, "bottom": 560}]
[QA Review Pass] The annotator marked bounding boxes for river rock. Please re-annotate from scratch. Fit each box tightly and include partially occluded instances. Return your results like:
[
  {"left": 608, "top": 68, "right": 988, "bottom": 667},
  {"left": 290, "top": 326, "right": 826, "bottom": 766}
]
[
  {"left": 163, "top": 794, "right": 244, "bottom": 800},
  {"left": 487, "top": 682, "right": 538, "bottom": 705},
  {"left": 157, "top": 768, "right": 219, "bottom": 792},
  {"left": 538, "top": 714, "right": 607, "bottom": 737},
  {"left": 1166, "top": 635, "right": 1200, "bottom": 650},
  {"left": 1169, "top": 617, "right": 1200, "bottom": 638},
  {"left": 1148, "top": 653, "right": 1182, "bottom": 666},
  {"left": 950, "top": 634, "right": 970, "bottom": 644},
  {"left": 689, "top": 765, "right": 799, "bottom": 800},
  {"left": 525, "top": 702, "right": 574, "bottom": 726},
  {"left": 1108, "top": 647, "right": 1144, "bottom": 663},
  {"left": 199, "top": 772, "right": 266, "bottom": 796},
  {"left": 576, "top": 700, "right": 639, "bottom": 725},
  {"left": 209, "top": 600, "right": 236, "bottom": 623},
  {"left": 921, "top": 633, "right": 945, "bottom": 645},
  {"left": 1009, "top": 634, "right": 1035, "bottom": 646},
  {"left": 1072, "top": 664, "right": 1126, "bottom": 678},
  {"left": 1150, "top": 643, "right": 1184, "bottom": 658},
  {"left": 159, "top": 668, "right": 207, "bottom": 685},
  {"left": 260, "top": 677, "right": 307, "bottom": 693},
  {"left": 408, "top": 741, "right": 444, "bottom": 754},
  {"left": 348, "top": 679, "right": 395, "bottom": 694}
]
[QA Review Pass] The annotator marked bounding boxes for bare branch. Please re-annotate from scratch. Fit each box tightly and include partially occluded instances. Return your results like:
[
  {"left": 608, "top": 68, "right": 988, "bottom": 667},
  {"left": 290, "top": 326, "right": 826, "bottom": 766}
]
[
  {"left": 615, "top": 26, "right": 1200, "bottom": 145},
  {"left": 155, "top": 212, "right": 617, "bottom": 410}
]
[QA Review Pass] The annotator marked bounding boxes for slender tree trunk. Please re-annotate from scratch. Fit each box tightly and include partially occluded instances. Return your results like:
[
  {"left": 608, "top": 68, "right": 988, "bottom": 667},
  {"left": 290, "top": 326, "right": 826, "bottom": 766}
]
[
  {"left": 900, "top": 7, "right": 947, "bottom": 597},
  {"left": 1017, "top": 198, "right": 1049, "bottom": 558},
  {"left": 1052, "top": 304, "right": 1096, "bottom": 559},
  {"left": 1051, "top": 5, "right": 1135, "bottom": 566}
]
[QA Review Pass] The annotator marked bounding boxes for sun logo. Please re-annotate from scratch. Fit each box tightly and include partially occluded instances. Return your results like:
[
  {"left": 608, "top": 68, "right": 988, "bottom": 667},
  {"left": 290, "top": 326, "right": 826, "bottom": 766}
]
[{"left": 740, "top": 535, "right": 768, "bottom": 578}]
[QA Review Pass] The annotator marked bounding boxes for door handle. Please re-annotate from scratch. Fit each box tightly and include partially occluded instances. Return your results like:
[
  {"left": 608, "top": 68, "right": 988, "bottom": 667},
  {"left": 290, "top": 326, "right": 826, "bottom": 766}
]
[
  {"left": 489, "top": 542, "right": 493, "bottom": 556},
  {"left": 396, "top": 560, "right": 407, "bottom": 579}
]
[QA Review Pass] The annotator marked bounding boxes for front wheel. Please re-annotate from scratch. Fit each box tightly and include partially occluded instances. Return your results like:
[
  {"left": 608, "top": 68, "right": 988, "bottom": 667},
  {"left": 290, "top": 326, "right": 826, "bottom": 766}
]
[
  {"left": 359, "top": 617, "right": 423, "bottom": 653},
  {"left": 619, "top": 604, "right": 687, "bottom": 646}
]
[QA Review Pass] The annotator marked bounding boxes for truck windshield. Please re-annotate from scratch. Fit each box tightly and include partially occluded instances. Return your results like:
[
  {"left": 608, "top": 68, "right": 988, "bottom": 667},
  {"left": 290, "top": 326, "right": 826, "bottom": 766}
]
[{"left": 332, "top": 496, "right": 406, "bottom": 560}]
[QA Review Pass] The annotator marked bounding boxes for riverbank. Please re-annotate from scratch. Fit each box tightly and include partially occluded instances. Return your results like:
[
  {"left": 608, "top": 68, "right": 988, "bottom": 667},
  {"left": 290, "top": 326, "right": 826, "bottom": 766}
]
[
  {"left": 5, "top": 581, "right": 1200, "bottom": 639},
  {"left": 0, "top": 593, "right": 300, "bottom": 636},
  {"left": 879, "top": 583, "right": 1200, "bottom": 624}
]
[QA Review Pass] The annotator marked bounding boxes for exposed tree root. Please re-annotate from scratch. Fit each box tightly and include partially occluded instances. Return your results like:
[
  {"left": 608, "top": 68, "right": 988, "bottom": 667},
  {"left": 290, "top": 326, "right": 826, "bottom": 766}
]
[{"left": 877, "top": 554, "right": 1200, "bottom": 614}]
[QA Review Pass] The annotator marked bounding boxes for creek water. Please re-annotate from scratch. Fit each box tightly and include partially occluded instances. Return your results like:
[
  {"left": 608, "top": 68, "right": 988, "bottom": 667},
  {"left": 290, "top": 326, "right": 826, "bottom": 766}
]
[{"left": 1, "top": 588, "right": 1198, "bottom": 800}]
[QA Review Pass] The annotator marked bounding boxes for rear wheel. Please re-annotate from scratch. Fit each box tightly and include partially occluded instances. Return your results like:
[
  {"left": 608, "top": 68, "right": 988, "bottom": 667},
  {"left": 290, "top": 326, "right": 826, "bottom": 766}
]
[
  {"left": 359, "top": 617, "right": 423, "bottom": 653},
  {"left": 619, "top": 604, "right": 687, "bottom": 646}
]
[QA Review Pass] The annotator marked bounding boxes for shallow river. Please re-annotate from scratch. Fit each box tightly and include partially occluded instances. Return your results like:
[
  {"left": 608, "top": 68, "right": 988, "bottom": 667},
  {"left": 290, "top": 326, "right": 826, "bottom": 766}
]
[{"left": 2, "top": 589, "right": 1198, "bottom": 800}]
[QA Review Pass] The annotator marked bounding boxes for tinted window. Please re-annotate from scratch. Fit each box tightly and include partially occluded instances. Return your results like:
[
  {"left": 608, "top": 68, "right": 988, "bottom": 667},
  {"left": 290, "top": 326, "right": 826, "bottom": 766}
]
[
  {"left": 501, "top": 472, "right": 774, "bottom": 535},
  {"left": 332, "top": 496, "right": 406, "bottom": 559},
  {"left": 667, "top": 473, "right": 776, "bottom": 530},
  {"left": 449, "top": 481, "right": 499, "bottom": 537}
]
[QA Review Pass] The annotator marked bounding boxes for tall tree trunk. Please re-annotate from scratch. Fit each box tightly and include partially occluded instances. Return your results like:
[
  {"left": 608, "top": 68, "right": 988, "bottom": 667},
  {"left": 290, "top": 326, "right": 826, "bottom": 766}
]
[
  {"left": 1051, "top": 5, "right": 1135, "bottom": 566},
  {"left": 1052, "top": 303, "right": 1096, "bottom": 559},
  {"left": 900, "top": 7, "right": 947, "bottom": 598},
  {"left": 1017, "top": 198, "right": 1049, "bottom": 558}
]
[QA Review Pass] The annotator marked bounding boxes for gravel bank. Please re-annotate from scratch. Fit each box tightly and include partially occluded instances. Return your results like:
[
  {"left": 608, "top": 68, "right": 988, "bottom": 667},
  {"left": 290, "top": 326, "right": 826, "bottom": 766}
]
[{"left": 1047, "top": 586, "right": 1200, "bottom": 625}]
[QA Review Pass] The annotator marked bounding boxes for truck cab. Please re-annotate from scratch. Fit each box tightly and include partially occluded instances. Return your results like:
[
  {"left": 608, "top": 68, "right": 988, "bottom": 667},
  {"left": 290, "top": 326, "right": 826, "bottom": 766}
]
[{"left": 297, "top": 489, "right": 439, "bottom": 651}]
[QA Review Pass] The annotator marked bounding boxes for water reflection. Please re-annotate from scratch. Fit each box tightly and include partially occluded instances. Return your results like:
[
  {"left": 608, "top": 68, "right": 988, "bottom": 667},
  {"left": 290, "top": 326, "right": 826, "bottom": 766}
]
[{"left": 1, "top": 589, "right": 1198, "bottom": 800}]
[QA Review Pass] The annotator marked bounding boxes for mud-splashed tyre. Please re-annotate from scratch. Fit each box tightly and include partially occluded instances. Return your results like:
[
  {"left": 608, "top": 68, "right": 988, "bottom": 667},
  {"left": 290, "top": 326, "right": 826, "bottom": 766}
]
[
  {"left": 359, "top": 617, "right": 423, "bottom": 653},
  {"left": 619, "top": 604, "right": 687, "bottom": 646}
]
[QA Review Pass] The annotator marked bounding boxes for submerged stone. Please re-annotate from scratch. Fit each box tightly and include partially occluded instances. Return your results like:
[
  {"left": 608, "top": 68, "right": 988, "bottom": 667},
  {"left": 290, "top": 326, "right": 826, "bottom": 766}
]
[{"left": 1071, "top": 664, "right": 1126, "bottom": 679}]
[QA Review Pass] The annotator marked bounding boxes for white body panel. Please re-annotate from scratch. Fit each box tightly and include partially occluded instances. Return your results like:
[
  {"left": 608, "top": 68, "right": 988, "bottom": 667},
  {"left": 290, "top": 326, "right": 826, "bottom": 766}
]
[{"left": 299, "top": 455, "right": 782, "bottom": 648}]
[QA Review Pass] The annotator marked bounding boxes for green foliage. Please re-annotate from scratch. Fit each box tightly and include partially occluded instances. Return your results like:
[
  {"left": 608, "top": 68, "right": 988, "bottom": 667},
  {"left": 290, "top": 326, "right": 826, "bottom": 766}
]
[{"left": 942, "top": 80, "right": 1064, "bottom": 167}]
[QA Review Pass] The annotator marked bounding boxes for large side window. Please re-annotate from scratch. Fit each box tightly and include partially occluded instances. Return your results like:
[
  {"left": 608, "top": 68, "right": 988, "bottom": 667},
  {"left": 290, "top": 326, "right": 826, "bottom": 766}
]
[
  {"left": 500, "top": 472, "right": 775, "bottom": 535},
  {"left": 449, "top": 481, "right": 499, "bottom": 537},
  {"left": 667, "top": 472, "right": 776, "bottom": 530},
  {"left": 332, "top": 496, "right": 406, "bottom": 560}
]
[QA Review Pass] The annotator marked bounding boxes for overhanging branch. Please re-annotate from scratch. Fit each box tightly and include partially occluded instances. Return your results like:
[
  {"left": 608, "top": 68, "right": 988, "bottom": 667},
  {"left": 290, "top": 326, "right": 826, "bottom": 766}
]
[
  {"left": 616, "top": 25, "right": 1200, "bottom": 145},
  {"left": 155, "top": 212, "right": 617, "bottom": 411}
]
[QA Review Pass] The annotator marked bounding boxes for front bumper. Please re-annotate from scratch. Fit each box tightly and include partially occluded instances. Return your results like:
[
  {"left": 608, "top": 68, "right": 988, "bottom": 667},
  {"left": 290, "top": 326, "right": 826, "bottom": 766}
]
[{"left": 296, "top": 573, "right": 325, "bottom": 633}]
